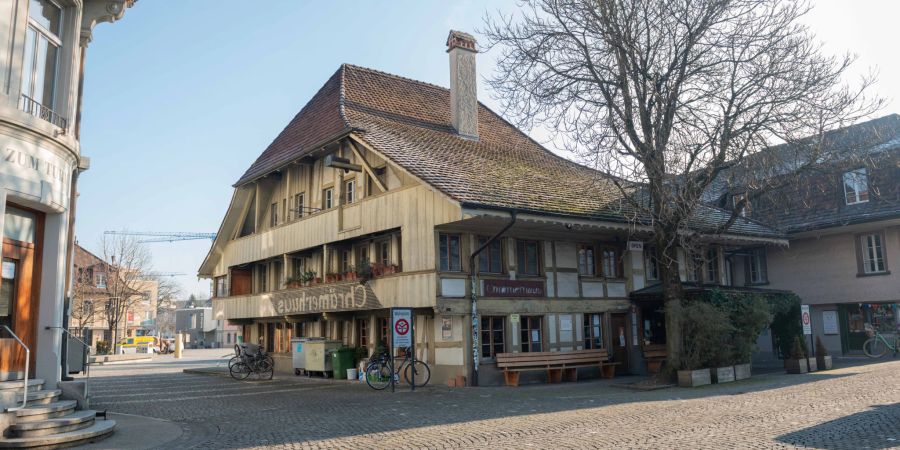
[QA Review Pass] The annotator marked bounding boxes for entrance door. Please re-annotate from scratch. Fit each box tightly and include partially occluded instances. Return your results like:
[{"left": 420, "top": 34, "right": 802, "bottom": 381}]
[
  {"left": 0, "top": 205, "right": 43, "bottom": 380},
  {"left": 610, "top": 313, "right": 629, "bottom": 374}
]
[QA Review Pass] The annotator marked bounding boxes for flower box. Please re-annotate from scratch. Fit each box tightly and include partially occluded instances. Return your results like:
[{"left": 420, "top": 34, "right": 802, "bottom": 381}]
[
  {"left": 816, "top": 355, "right": 832, "bottom": 370},
  {"left": 677, "top": 369, "right": 711, "bottom": 387},
  {"left": 733, "top": 363, "right": 751, "bottom": 380},
  {"left": 712, "top": 366, "right": 735, "bottom": 384},
  {"left": 785, "top": 358, "right": 808, "bottom": 374}
]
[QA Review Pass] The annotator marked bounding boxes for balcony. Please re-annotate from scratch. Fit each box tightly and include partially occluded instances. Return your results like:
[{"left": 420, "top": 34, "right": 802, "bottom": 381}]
[{"left": 20, "top": 94, "right": 67, "bottom": 130}]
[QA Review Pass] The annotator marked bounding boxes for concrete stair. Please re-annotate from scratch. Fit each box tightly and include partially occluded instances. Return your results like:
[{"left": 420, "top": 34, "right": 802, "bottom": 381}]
[{"left": 0, "top": 379, "right": 116, "bottom": 448}]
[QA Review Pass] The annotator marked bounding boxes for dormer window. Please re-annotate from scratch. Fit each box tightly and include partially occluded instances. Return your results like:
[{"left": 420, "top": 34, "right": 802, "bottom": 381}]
[
  {"left": 733, "top": 193, "right": 751, "bottom": 217},
  {"left": 843, "top": 168, "right": 869, "bottom": 205}
]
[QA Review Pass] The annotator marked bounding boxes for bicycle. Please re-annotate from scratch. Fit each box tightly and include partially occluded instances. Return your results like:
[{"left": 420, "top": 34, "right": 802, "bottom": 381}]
[
  {"left": 364, "top": 346, "right": 430, "bottom": 390},
  {"left": 862, "top": 323, "right": 900, "bottom": 358},
  {"left": 229, "top": 343, "right": 275, "bottom": 380}
]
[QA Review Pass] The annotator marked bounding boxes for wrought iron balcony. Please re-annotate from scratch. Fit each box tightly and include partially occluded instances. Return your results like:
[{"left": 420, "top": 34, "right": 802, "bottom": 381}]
[{"left": 20, "top": 94, "right": 67, "bottom": 130}]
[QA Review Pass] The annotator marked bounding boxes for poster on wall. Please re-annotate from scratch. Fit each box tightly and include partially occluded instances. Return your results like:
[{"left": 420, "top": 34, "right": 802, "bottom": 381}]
[
  {"left": 441, "top": 317, "right": 452, "bottom": 340},
  {"left": 822, "top": 310, "right": 839, "bottom": 335},
  {"left": 560, "top": 316, "right": 573, "bottom": 332}
]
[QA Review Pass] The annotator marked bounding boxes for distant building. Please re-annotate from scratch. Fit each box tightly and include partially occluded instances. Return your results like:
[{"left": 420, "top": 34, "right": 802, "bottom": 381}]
[{"left": 175, "top": 307, "right": 216, "bottom": 348}]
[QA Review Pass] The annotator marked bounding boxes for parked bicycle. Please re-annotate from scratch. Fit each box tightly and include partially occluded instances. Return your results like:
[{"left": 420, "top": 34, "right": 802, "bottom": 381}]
[
  {"left": 229, "top": 343, "right": 275, "bottom": 380},
  {"left": 863, "top": 323, "right": 899, "bottom": 358},
  {"left": 364, "top": 346, "right": 430, "bottom": 390}
]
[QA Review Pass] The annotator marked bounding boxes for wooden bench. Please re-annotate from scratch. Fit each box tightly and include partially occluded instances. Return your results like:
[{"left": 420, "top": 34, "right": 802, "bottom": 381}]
[
  {"left": 643, "top": 344, "right": 667, "bottom": 374},
  {"left": 495, "top": 349, "right": 620, "bottom": 387}
]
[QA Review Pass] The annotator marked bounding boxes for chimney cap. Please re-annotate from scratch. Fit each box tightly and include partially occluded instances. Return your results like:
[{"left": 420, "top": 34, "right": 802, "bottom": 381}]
[{"left": 446, "top": 30, "right": 477, "bottom": 53}]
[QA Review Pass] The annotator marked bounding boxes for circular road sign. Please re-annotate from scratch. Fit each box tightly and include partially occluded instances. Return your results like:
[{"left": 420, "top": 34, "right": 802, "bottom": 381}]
[
  {"left": 395, "top": 318, "right": 410, "bottom": 336},
  {"left": 802, "top": 311, "right": 810, "bottom": 325}
]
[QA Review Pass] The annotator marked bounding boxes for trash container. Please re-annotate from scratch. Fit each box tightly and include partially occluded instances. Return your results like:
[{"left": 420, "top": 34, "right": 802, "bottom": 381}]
[{"left": 331, "top": 347, "right": 356, "bottom": 380}]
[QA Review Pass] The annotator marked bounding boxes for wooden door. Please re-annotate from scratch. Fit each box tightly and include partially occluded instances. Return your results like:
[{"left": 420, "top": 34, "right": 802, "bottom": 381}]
[
  {"left": 610, "top": 313, "right": 629, "bottom": 374},
  {"left": 0, "top": 239, "right": 40, "bottom": 379}
]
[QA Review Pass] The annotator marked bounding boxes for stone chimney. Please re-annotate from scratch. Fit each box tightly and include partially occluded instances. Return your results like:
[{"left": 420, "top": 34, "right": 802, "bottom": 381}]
[{"left": 447, "top": 30, "right": 478, "bottom": 139}]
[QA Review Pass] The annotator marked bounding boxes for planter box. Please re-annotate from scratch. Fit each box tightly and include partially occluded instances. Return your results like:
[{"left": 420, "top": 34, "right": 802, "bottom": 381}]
[
  {"left": 816, "top": 355, "right": 833, "bottom": 370},
  {"left": 807, "top": 358, "right": 818, "bottom": 372},
  {"left": 785, "top": 358, "right": 808, "bottom": 374},
  {"left": 733, "top": 363, "right": 751, "bottom": 380},
  {"left": 678, "top": 369, "right": 711, "bottom": 387},
  {"left": 712, "top": 366, "right": 735, "bottom": 384}
]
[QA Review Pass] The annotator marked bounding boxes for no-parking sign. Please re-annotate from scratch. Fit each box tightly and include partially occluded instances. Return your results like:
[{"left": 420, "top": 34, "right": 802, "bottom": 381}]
[
  {"left": 801, "top": 304, "right": 812, "bottom": 335},
  {"left": 392, "top": 308, "right": 412, "bottom": 348}
]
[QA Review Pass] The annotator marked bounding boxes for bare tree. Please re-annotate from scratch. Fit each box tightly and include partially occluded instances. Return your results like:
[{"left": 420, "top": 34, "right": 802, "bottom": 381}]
[
  {"left": 153, "top": 276, "right": 181, "bottom": 338},
  {"left": 484, "top": 0, "right": 882, "bottom": 372},
  {"left": 99, "top": 233, "right": 152, "bottom": 353},
  {"left": 70, "top": 267, "right": 100, "bottom": 338}
]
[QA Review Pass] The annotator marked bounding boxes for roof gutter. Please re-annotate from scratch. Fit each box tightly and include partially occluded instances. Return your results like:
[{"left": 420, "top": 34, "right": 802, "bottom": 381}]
[{"left": 468, "top": 209, "right": 516, "bottom": 387}]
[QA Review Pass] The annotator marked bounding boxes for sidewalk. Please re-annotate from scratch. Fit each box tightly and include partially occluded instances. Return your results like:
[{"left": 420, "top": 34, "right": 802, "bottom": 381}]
[{"left": 76, "top": 412, "right": 183, "bottom": 450}]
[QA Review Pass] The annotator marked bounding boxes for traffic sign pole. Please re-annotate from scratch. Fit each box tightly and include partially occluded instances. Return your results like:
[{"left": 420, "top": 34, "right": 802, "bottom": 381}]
[{"left": 801, "top": 305, "right": 813, "bottom": 368}]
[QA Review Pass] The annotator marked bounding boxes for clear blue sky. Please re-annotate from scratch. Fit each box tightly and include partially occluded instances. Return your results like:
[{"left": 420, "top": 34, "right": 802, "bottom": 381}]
[{"left": 76, "top": 1, "right": 899, "bottom": 298}]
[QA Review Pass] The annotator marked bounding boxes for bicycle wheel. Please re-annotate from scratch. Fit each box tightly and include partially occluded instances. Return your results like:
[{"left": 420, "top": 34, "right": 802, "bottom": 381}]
[
  {"left": 403, "top": 360, "right": 431, "bottom": 387},
  {"left": 229, "top": 361, "right": 251, "bottom": 380},
  {"left": 365, "top": 360, "right": 393, "bottom": 390},
  {"left": 863, "top": 338, "right": 887, "bottom": 358},
  {"left": 250, "top": 357, "right": 274, "bottom": 380}
]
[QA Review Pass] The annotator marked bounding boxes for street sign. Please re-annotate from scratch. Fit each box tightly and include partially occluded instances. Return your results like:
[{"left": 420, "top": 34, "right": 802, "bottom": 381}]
[
  {"left": 392, "top": 308, "right": 412, "bottom": 348},
  {"left": 801, "top": 304, "right": 812, "bottom": 335}
]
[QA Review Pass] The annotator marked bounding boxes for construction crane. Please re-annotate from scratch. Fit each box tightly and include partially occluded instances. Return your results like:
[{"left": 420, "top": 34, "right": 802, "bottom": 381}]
[
  {"left": 103, "top": 231, "right": 216, "bottom": 244},
  {"left": 143, "top": 272, "right": 187, "bottom": 278}
]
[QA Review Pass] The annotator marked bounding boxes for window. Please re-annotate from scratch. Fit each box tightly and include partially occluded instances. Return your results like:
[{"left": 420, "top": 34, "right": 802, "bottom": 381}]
[
  {"left": 705, "top": 248, "right": 719, "bottom": 283},
  {"left": 520, "top": 316, "right": 543, "bottom": 352},
  {"left": 480, "top": 316, "right": 505, "bottom": 358},
  {"left": 477, "top": 237, "right": 502, "bottom": 274},
  {"left": 323, "top": 188, "right": 334, "bottom": 209},
  {"left": 345, "top": 180, "right": 356, "bottom": 204},
  {"left": 378, "top": 317, "right": 390, "bottom": 347},
  {"left": 379, "top": 240, "right": 391, "bottom": 267},
  {"left": 356, "top": 318, "right": 369, "bottom": 347},
  {"left": 438, "top": 234, "right": 461, "bottom": 272},
  {"left": 843, "top": 168, "right": 869, "bottom": 205},
  {"left": 516, "top": 240, "right": 540, "bottom": 276},
  {"left": 341, "top": 249, "right": 352, "bottom": 274},
  {"left": 684, "top": 251, "right": 702, "bottom": 283},
  {"left": 214, "top": 277, "right": 227, "bottom": 297},
  {"left": 270, "top": 202, "right": 278, "bottom": 227},
  {"left": 577, "top": 244, "right": 595, "bottom": 276},
  {"left": 859, "top": 233, "right": 887, "bottom": 274},
  {"left": 258, "top": 264, "right": 268, "bottom": 292},
  {"left": 294, "top": 193, "right": 305, "bottom": 218},
  {"left": 600, "top": 247, "right": 621, "bottom": 278},
  {"left": 645, "top": 246, "right": 659, "bottom": 281},
  {"left": 356, "top": 245, "right": 369, "bottom": 266},
  {"left": 746, "top": 248, "right": 767, "bottom": 284},
  {"left": 733, "top": 193, "right": 751, "bottom": 217},
  {"left": 0, "top": 259, "right": 17, "bottom": 330},
  {"left": 583, "top": 313, "right": 603, "bottom": 349},
  {"left": 95, "top": 272, "right": 106, "bottom": 289},
  {"left": 21, "top": 0, "right": 63, "bottom": 122}
]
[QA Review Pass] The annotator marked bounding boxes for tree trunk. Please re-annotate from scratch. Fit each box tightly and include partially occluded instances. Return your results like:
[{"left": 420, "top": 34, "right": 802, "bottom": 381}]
[{"left": 661, "top": 241, "right": 685, "bottom": 378}]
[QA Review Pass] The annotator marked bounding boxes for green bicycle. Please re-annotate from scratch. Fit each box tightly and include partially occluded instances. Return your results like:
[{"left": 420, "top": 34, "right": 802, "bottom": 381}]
[{"left": 863, "top": 323, "right": 899, "bottom": 358}]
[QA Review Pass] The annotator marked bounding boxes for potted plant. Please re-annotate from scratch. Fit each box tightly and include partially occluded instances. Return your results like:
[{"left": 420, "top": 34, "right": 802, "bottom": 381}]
[
  {"left": 300, "top": 270, "right": 317, "bottom": 286},
  {"left": 284, "top": 276, "right": 303, "bottom": 289},
  {"left": 711, "top": 352, "right": 735, "bottom": 384},
  {"left": 325, "top": 272, "right": 342, "bottom": 283},
  {"left": 815, "top": 335, "right": 832, "bottom": 370},
  {"left": 355, "top": 260, "right": 373, "bottom": 284},
  {"left": 677, "top": 302, "right": 730, "bottom": 387},
  {"left": 785, "top": 336, "right": 808, "bottom": 374}
]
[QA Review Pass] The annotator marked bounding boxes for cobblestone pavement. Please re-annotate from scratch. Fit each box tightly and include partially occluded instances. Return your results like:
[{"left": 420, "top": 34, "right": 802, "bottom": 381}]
[{"left": 84, "top": 351, "right": 900, "bottom": 449}]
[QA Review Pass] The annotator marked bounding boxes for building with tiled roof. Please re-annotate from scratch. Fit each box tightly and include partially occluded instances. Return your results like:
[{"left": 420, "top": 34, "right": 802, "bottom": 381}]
[
  {"left": 705, "top": 115, "right": 900, "bottom": 358},
  {"left": 199, "top": 31, "right": 790, "bottom": 385}
]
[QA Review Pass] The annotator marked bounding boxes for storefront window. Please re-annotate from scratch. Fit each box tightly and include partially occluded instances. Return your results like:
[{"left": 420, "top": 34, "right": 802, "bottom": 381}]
[
  {"left": 641, "top": 305, "right": 666, "bottom": 346},
  {"left": 583, "top": 313, "right": 603, "bottom": 349},
  {"left": 0, "top": 259, "right": 16, "bottom": 330},
  {"left": 480, "top": 316, "right": 505, "bottom": 358},
  {"left": 520, "top": 316, "right": 542, "bottom": 352},
  {"left": 356, "top": 318, "right": 368, "bottom": 347}
]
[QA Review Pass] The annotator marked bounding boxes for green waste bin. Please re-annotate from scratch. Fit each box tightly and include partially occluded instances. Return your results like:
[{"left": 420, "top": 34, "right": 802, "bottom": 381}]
[{"left": 331, "top": 348, "right": 355, "bottom": 380}]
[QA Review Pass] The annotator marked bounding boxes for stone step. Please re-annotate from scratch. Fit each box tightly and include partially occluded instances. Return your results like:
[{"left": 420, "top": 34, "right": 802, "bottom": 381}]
[
  {"left": 0, "top": 379, "right": 44, "bottom": 392},
  {"left": 7, "top": 410, "right": 97, "bottom": 438},
  {"left": 0, "top": 419, "right": 115, "bottom": 448},
  {"left": 23, "top": 389, "right": 61, "bottom": 406},
  {"left": 14, "top": 401, "right": 77, "bottom": 422}
]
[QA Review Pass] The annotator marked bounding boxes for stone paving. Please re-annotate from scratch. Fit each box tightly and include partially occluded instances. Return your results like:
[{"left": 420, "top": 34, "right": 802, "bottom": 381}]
[{"left": 83, "top": 351, "right": 900, "bottom": 449}]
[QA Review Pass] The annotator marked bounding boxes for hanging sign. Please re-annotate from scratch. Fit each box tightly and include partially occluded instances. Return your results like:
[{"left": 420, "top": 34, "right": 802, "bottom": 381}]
[
  {"left": 392, "top": 308, "right": 412, "bottom": 348},
  {"left": 627, "top": 241, "right": 644, "bottom": 251},
  {"left": 801, "top": 305, "right": 812, "bottom": 335}
]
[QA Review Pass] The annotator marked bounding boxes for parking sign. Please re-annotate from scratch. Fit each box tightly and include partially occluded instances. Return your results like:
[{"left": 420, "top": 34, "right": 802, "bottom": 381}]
[
  {"left": 392, "top": 308, "right": 412, "bottom": 348},
  {"left": 801, "top": 304, "right": 812, "bottom": 335}
]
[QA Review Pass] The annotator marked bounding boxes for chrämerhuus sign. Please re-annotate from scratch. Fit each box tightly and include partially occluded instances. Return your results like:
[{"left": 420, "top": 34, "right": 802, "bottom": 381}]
[{"left": 268, "top": 282, "right": 382, "bottom": 315}]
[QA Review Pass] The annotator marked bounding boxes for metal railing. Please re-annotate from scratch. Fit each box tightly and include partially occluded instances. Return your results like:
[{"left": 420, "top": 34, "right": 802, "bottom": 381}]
[
  {"left": 46, "top": 326, "right": 91, "bottom": 401},
  {"left": 20, "top": 94, "right": 68, "bottom": 130},
  {"left": 1, "top": 325, "right": 30, "bottom": 412}
]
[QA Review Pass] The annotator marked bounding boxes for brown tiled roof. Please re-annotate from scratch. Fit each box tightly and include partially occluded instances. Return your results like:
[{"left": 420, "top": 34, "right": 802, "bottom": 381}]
[
  {"left": 235, "top": 64, "right": 781, "bottom": 238},
  {"left": 74, "top": 244, "right": 104, "bottom": 269}
]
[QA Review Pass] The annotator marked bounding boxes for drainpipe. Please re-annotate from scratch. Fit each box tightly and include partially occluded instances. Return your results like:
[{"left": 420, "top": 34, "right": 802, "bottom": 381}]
[{"left": 468, "top": 209, "right": 516, "bottom": 387}]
